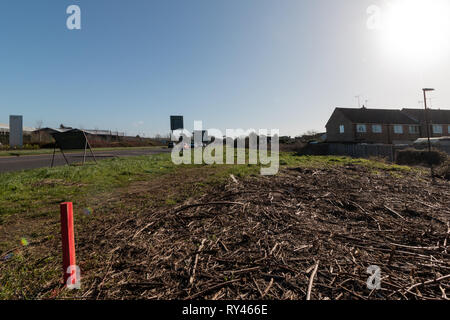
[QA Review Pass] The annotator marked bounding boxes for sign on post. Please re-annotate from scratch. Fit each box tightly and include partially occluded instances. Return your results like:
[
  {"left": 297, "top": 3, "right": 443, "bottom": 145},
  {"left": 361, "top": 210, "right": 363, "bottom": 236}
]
[
  {"left": 9, "top": 115, "right": 23, "bottom": 147},
  {"left": 170, "top": 116, "right": 184, "bottom": 131}
]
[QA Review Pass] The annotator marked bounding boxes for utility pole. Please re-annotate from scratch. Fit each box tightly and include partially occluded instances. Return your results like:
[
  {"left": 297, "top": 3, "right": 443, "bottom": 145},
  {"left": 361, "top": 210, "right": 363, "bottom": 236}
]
[
  {"left": 355, "top": 95, "right": 362, "bottom": 108},
  {"left": 422, "top": 88, "right": 434, "bottom": 153},
  {"left": 422, "top": 88, "right": 435, "bottom": 182}
]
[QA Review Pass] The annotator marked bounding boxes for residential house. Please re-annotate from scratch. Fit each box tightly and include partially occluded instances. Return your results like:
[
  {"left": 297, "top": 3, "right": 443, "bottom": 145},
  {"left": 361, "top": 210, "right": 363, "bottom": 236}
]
[
  {"left": 326, "top": 107, "right": 450, "bottom": 144},
  {"left": 402, "top": 108, "right": 450, "bottom": 138}
]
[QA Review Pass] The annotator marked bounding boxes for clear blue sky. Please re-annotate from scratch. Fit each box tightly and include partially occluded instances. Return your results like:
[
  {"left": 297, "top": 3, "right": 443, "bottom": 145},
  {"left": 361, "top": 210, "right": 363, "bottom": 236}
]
[{"left": 1, "top": 0, "right": 449, "bottom": 137}]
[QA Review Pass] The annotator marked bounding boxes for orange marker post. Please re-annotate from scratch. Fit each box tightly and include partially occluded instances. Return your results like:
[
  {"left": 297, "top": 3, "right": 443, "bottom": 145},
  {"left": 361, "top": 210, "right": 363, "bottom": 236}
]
[{"left": 60, "top": 202, "right": 77, "bottom": 286}]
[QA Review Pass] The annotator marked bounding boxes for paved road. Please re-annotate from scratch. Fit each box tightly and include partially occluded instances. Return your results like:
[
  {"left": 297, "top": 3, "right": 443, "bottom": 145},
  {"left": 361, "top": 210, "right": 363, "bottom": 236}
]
[{"left": 0, "top": 148, "right": 171, "bottom": 173}]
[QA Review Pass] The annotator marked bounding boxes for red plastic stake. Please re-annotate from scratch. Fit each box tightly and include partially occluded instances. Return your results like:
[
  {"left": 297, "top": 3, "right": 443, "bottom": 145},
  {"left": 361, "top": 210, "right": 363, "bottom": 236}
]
[{"left": 60, "top": 202, "right": 77, "bottom": 286}]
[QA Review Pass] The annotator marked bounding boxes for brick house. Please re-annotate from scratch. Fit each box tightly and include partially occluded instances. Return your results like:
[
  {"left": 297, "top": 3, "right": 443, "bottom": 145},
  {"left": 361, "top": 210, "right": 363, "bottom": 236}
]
[
  {"left": 402, "top": 108, "right": 450, "bottom": 138},
  {"left": 326, "top": 107, "right": 450, "bottom": 144}
]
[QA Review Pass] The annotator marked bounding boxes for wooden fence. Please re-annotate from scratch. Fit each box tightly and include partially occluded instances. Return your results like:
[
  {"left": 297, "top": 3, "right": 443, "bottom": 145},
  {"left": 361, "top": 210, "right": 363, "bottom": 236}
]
[{"left": 299, "top": 143, "right": 450, "bottom": 162}]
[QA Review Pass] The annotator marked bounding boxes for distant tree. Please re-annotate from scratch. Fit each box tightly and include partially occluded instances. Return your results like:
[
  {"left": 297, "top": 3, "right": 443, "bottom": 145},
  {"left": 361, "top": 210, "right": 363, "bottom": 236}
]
[
  {"left": 304, "top": 130, "right": 319, "bottom": 136},
  {"left": 35, "top": 120, "right": 43, "bottom": 145}
]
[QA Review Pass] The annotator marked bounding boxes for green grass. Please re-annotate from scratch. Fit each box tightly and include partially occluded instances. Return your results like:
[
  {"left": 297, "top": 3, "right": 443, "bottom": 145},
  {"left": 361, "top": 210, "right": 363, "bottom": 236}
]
[
  {"left": 0, "top": 146, "right": 166, "bottom": 157},
  {"left": 279, "top": 153, "right": 413, "bottom": 172},
  {"left": 0, "top": 151, "right": 413, "bottom": 222},
  {"left": 0, "top": 153, "right": 176, "bottom": 222},
  {"left": 0, "top": 252, "right": 59, "bottom": 300},
  {"left": 0, "top": 149, "right": 264, "bottom": 222}
]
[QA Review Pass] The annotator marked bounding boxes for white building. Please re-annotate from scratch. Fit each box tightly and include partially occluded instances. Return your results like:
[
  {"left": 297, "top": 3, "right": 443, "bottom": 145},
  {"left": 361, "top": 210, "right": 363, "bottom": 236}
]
[{"left": 0, "top": 123, "right": 36, "bottom": 134}]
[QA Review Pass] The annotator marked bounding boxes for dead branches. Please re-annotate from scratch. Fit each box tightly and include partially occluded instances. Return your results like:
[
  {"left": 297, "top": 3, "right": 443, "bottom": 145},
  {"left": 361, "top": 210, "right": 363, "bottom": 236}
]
[
  {"left": 306, "top": 262, "right": 320, "bottom": 300},
  {"left": 77, "top": 164, "right": 450, "bottom": 300},
  {"left": 189, "top": 239, "right": 207, "bottom": 286},
  {"left": 174, "top": 202, "right": 244, "bottom": 213}
]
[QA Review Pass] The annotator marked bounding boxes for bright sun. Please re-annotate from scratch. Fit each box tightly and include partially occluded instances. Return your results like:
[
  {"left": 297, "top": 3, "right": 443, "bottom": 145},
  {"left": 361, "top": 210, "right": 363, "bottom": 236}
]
[{"left": 379, "top": 0, "right": 450, "bottom": 66}]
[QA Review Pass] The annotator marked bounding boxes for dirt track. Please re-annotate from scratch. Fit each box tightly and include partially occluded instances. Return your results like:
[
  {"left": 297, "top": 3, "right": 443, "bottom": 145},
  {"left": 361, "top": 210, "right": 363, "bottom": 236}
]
[{"left": 76, "top": 164, "right": 450, "bottom": 300}]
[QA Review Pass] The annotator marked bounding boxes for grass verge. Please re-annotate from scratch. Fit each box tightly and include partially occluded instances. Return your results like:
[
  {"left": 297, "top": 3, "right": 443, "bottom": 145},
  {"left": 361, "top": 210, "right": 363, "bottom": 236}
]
[
  {"left": 0, "top": 146, "right": 166, "bottom": 157},
  {"left": 0, "top": 152, "right": 414, "bottom": 223}
]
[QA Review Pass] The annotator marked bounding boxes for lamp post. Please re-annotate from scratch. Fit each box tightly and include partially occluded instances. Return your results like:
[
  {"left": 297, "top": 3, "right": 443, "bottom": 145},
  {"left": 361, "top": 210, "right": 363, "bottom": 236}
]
[
  {"left": 355, "top": 95, "right": 362, "bottom": 108},
  {"left": 422, "top": 88, "right": 434, "bottom": 153},
  {"left": 422, "top": 88, "right": 435, "bottom": 182}
]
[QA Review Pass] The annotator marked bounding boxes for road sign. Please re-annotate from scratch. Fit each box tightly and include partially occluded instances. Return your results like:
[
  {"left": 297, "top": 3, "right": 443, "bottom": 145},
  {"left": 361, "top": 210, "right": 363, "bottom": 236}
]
[
  {"left": 9, "top": 115, "right": 23, "bottom": 147},
  {"left": 170, "top": 116, "right": 184, "bottom": 131}
]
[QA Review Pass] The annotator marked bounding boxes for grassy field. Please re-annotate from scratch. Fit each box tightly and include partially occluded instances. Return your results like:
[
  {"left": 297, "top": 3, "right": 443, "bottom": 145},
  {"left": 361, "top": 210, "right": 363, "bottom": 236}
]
[
  {"left": 0, "top": 152, "right": 412, "bottom": 221},
  {"left": 0, "top": 151, "right": 415, "bottom": 299},
  {"left": 0, "top": 146, "right": 166, "bottom": 157}
]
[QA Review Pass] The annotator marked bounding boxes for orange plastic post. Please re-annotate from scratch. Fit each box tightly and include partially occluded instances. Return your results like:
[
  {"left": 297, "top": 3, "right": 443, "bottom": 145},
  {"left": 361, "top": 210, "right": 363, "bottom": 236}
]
[{"left": 60, "top": 202, "right": 76, "bottom": 286}]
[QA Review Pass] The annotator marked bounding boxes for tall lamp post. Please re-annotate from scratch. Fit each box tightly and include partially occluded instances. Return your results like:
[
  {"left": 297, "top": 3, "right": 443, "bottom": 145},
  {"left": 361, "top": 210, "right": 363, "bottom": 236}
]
[
  {"left": 422, "top": 88, "right": 435, "bottom": 182},
  {"left": 422, "top": 88, "right": 434, "bottom": 152}
]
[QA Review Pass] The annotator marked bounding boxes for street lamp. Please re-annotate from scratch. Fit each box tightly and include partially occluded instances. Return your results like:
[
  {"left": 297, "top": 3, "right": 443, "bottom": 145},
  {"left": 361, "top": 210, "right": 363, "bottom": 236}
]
[
  {"left": 422, "top": 88, "right": 434, "bottom": 153},
  {"left": 422, "top": 88, "right": 435, "bottom": 182}
]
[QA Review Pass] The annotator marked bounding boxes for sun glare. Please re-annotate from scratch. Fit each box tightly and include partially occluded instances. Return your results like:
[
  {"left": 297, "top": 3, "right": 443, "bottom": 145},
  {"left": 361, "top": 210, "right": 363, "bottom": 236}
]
[{"left": 379, "top": 0, "right": 450, "bottom": 66}]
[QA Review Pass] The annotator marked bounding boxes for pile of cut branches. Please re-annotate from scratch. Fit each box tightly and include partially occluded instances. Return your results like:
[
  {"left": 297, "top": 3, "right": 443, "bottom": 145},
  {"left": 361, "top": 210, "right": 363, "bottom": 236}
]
[{"left": 80, "top": 165, "right": 450, "bottom": 300}]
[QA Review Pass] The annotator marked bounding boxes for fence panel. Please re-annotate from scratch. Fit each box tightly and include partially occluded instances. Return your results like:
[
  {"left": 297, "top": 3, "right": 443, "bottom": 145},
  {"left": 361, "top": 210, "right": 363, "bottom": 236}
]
[
  {"left": 300, "top": 143, "right": 450, "bottom": 161},
  {"left": 324, "top": 143, "right": 395, "bottom": 161}
]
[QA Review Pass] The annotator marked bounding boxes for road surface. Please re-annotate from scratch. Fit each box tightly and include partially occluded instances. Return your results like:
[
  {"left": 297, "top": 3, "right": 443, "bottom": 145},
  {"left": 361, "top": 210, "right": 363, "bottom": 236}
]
[{"left": 0, "top": 148, "right": 171, "bottom": 173}]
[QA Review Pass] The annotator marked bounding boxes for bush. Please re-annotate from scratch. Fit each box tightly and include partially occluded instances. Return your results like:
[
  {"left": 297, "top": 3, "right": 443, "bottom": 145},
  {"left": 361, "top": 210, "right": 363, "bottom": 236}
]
[
  {"left": 89, "top": 139, "right": 164, "bottom": 148},
  {"left": 295, "top": 143, "right": 329, "bottom": 156},
  {"left": 280, "top": 141, "right": 307, "bottom": 152},
  {"left": 436, "top": 160, "right": 450, "bottom": 180},
  {"left": 23, "top": 144, "right": 40, "bottom": 150},
  {"left": 0, "top": 144, "right": 40, "bottom": 151},
  {"left": 396, "top": 148, "right": 447, "bottom": 166}
]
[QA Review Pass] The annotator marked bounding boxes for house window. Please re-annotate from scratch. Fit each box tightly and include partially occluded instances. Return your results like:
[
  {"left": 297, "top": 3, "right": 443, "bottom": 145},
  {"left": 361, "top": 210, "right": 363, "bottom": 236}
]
[
  {"left": 356, "top": 124, "right": 367, "bottom": 133},
  {"left": 433, "top": 125, "right": 443, "bottom": 134},
  {"left": 339, "top": 125, "right": 345, "bottom": 134},
  {"left": 394, "top": 125, "right": 403, "bottom": 134},
  {"left": 372, "top": 125, "right": 382, "bottom": 133},
  {"left": 409, "top": 126, "right": 420, "bottom": 134}
]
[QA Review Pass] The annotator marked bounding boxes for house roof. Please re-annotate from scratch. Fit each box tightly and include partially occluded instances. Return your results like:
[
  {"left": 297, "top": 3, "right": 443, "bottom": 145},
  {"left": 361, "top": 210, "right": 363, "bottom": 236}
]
[
  {"left": 83, "top": 129, "right": 124, "bottom": 136},
  {"left": 335, "top": 108, "right": 418, "bottom": 124},
  {"left": 35, "top": 127, "right": 71, "bottom": 134},
  {"left": 402, "top": 108, "right": 450, "bottom": 124}
]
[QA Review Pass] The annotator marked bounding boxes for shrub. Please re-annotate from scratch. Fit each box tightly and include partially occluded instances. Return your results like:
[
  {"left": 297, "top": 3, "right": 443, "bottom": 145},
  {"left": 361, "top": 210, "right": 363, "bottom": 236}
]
[
  {"left": 280, "top": 141, "right": 307, "bottom": 152},
  {"left": 0, "top": 144, "right": 40, "bottom": 151},
  {"left": 295, "top": 143, "right": 328, "bottom": 156},
  {"left": 396, "top": 148, "right": 447, "bottom": 166},
  {"left": 436, "top": 160, "right": 450, "bottom": 180}
]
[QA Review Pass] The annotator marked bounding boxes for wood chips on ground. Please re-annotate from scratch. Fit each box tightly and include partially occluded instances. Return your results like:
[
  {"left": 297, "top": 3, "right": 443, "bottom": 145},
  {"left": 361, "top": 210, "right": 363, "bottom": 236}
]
[{"left": 76, "top": 164, "right": 450, "bottom": 300}]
